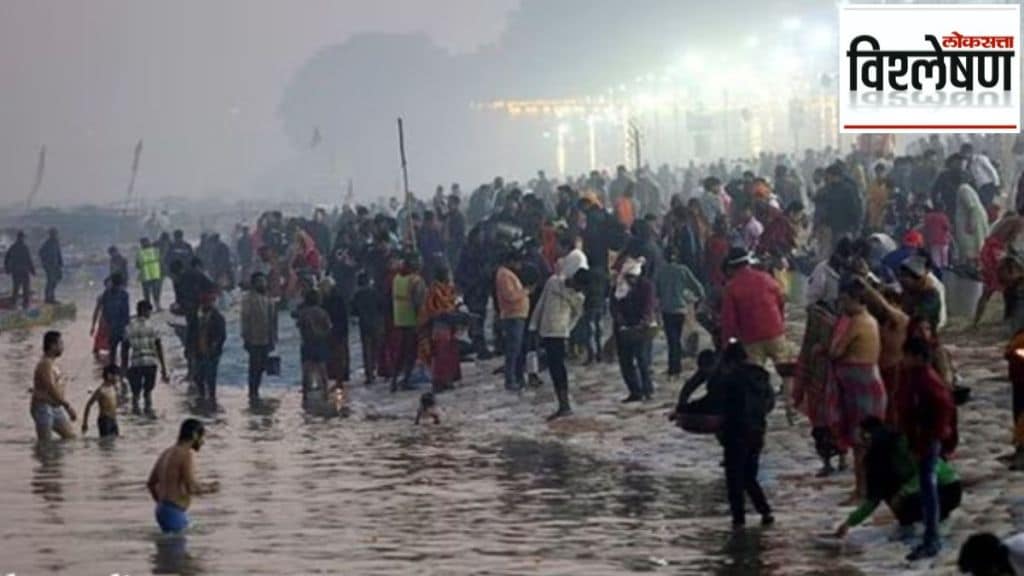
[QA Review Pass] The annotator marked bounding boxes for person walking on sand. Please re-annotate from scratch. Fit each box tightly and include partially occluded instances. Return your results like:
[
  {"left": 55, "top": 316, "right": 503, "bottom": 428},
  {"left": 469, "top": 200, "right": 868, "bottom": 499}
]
[
  {"left": 30, "top": 331, "right": 77, "bottom": 441},
  {"left": 530, "top": 268, "right": 590, "bottom": 419},
  {"left": 147, "top": 418, "right": 219, "bottom": 534},
  {"left": 612, "top": 258, "right": 657, "bottom": 402},
  {"left": 897, "top": 336, "right": 957, "bottom": 561},
  {"left": 720, "top": 247, "right": 795, "bottom": 422},
  {"left": 715, "top": 340, "right": 775, "bottom": 529},
  {"left": 496, "top": 250, "right": 532, "bottom": 392},
  {"left": 655, "top": 245, "right": 705, "bottom": 379}
]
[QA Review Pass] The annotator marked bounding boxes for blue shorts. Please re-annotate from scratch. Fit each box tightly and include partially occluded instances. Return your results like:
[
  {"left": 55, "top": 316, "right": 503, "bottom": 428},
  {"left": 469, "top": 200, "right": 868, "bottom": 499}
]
[
  {"left": 31, "top": 402, "right": 70, "bottom": 439},
  {"left": 155, "top": 501, "right": 189, "bottom": 534}
]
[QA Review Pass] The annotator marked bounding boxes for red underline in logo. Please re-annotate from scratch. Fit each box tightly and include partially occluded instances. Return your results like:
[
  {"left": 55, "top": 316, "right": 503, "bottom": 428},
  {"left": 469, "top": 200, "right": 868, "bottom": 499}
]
[{"left": 843, "top": 124, "right": 1018, "bottom": 129}]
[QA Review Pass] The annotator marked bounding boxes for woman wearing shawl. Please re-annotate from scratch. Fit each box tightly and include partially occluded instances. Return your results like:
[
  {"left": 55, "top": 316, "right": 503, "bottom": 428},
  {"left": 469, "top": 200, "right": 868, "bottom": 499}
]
[
  {"left": 420, "top": 267, "right": 461, "bottom": 392},
  {"left": 793, "top": 253, "right": 844, "bottom": 477},
  {"left": 954, "top": 177, "right": 990, "bottom": 267}
]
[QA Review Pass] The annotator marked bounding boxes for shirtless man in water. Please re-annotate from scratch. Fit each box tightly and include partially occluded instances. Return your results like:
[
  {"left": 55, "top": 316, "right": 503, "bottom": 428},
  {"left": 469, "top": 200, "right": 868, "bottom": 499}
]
[
  {"left": 30, "top": 331, "right": 77, "bottom": 441},
  {"left": 147, "top": 418, "right": 219, "bottom": 533}
]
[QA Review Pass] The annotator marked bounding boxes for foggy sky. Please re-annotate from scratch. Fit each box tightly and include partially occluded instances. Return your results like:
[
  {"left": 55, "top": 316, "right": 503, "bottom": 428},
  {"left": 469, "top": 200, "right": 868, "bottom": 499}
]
[{"left": 0, "top": 0, "right": 516, "bottom": 207}]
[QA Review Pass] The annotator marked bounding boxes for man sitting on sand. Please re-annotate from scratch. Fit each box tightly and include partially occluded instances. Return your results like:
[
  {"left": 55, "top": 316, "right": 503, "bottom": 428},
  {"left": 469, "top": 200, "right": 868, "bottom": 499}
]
[{"left": 147, "top": 418, "right": 219, "bottom": 534}]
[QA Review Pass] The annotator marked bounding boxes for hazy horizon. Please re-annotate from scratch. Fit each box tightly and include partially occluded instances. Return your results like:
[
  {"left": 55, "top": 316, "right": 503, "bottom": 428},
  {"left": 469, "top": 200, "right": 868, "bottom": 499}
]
[{"left": 0, "top": 0, "right": 518, "bottom": 208}]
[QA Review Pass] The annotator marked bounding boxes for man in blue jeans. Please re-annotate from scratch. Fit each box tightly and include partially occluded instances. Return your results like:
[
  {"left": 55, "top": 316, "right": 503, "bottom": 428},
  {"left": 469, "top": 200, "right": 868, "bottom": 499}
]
[
  {"left": 192, "top": 294, "right": 226, "bottom": 404},
  {"left": 495, "top": 251, "right": 531, "bottom": 392},
  {"left": 612, "top": 259, "right": 656, "bottom": 402},
  {"left": 898, "top": 336, "right": 956, "bottom": 561}
]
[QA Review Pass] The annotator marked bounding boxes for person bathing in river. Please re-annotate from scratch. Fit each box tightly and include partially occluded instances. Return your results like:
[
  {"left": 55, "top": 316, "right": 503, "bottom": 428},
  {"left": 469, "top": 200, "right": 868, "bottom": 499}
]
[
  {"left": 415, "top": 392, "right": 441, "bottom": 425},
  {"left": 81, "top": 365, "right": 120, "bottom": 438},
  {"left": 31, "top": 331, "right": 77, "bottom": 442},
  {"left": 147, "top": 418, "right": 219, "bottom": 534}
]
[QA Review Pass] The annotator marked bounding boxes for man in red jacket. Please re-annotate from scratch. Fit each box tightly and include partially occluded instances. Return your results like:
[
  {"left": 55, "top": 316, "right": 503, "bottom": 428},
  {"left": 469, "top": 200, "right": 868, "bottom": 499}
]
[
  {"left": 897, "top": 336, "right": 956, "bottom": 561},
  {"left": 720, "top": 248, "right": 795, "bottom": 422},
  {"left": 720, "top": 248, "right": 786, "bottom": 355}
]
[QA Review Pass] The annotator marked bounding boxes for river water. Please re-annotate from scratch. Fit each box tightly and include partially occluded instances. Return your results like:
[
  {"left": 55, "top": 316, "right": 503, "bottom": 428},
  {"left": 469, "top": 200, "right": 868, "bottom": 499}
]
[{"left": 0, "top": 277, "right": 863, "bottom": 575}]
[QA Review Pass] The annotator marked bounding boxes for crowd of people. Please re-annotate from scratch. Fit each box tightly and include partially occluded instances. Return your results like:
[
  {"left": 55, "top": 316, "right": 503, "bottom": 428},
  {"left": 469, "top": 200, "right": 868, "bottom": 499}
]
[{"left": 10, "top": 132, "right": 1024, "bottom": 568}]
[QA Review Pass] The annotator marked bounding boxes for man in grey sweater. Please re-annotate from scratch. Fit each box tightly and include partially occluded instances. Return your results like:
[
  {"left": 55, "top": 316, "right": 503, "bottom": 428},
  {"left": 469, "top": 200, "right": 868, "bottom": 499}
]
[{"left": 240, "top": 272, "right": 278, "bottom": 402}]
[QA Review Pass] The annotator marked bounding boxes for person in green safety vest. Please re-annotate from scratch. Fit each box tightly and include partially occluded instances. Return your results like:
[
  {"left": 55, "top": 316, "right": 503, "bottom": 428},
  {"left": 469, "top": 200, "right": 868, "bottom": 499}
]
[
  {"left": 137, "top": 238, "right": 164, "bottom": 311},
  {"left": 391, "top": 254, "right": 426, "bottom": 393}
]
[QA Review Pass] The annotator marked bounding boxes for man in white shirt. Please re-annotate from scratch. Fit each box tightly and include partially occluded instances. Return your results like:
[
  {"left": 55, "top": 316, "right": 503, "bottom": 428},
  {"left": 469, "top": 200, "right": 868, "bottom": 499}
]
[
  {"left": 961, "top": 143, "right": 1001, "bottom": 207},
  {"left": 556, "top": 235, "right": 589, "bottom": 280}
]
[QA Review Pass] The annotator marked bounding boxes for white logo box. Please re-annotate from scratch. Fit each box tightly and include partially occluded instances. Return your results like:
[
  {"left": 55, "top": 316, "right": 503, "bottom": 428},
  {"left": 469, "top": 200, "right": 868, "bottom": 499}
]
[{"left": 839, "top": 3, "right": 1021, "bottom": 134}]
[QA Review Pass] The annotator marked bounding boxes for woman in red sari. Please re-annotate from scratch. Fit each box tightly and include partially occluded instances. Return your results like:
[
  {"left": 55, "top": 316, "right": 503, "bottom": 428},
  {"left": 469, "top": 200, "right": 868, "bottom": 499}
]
[
  {"left": 376, "top": 257, "right": 402, "bottom": 380},
  {"left": 420, "top": 267, "right": 462, "bottom": 392}
]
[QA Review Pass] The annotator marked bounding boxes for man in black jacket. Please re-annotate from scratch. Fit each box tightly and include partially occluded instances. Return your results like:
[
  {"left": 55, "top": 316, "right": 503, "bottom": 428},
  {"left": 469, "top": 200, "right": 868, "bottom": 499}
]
[
  {"left": 192, "top": 294, "right": 226, "bottom": 404},
  {"left": 717, "top": 340, "right": 775, "bottom": 528},
  {"left": 818, "top": 165, "right": 863, "bottom": 252},
  {"left": 5, "top": 231, "right": 35, "bottom": 309},
  {"left": 38, "top": 228, "right": 63, "bottom": 304}
]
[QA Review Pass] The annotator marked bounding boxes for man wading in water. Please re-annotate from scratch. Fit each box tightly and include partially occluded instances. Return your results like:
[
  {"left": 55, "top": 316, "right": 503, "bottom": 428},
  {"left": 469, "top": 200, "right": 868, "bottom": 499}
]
[
  {"left": 147, "top": 418, "right": 219, "bottom": 534},
  {"left": 30, "top": 330, "right": 77, "bottom": 441}
]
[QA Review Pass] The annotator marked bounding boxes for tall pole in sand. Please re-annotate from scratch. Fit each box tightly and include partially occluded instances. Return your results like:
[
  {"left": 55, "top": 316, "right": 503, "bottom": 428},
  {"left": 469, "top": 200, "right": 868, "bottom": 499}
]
[
  {"left": 628, "top": 120, "right": 642, "bottom": 171},
  {"left": 397, "top": 118, "right": 416, "bottom": 250},
  {"left": 125, "top": 139, "right": 144, "bottom": 210},
  {"left": 25, "top": 145, "right": 47, "bottom": 210}
]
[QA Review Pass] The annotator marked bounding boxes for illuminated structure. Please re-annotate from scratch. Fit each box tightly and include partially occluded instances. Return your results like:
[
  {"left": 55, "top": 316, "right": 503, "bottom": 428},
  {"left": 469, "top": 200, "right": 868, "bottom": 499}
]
[{"left": 474, "top": 18, "right": 845, "bottom": 176}]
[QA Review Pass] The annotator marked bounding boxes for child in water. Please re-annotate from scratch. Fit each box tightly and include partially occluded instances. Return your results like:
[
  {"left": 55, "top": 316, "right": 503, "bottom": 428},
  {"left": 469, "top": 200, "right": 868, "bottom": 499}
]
[
  {"left": 415, "top": 392, "right": 441, "bottom": 425},
  {"left": 82, "top": 365, "right": 120, "bottom": 438}
]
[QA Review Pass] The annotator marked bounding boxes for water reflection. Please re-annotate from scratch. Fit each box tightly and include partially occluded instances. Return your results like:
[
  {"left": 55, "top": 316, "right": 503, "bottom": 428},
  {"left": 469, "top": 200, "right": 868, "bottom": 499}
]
[
  {"left": 1, "top": 287, "right": 862, "bottom": 575},
  {"left": 31, "top": 442, "right": 65, "bottom": 508},
  {"left": 152, "top": 534, "right": 202, "bottom": 575}
]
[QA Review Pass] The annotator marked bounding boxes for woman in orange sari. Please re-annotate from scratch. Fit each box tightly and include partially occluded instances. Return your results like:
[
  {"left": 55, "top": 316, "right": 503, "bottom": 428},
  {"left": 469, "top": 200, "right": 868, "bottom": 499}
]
[{"left": 420, "top": 267, "right": 461, "bottom": 392}]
